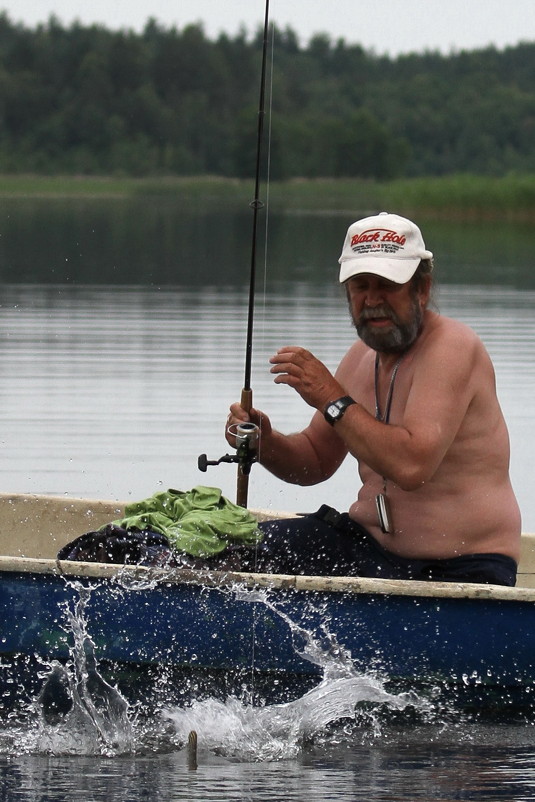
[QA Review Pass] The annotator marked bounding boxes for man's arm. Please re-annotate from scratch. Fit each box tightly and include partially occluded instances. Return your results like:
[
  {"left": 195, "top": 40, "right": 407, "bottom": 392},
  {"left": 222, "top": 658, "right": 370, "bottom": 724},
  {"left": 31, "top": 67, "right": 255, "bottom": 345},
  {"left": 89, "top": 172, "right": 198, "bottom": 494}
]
[
  {"left": 259, "top": 421, "right": 348, "bottom": 485},
  {"left": 332, "top": 326, "right": 482, "bottom": 490},
  {"left": 268, "top": 322, "right": 484, "bottom": 492},
  {"left": 226, "top": 402, "right": 348, "bottom": 485}
]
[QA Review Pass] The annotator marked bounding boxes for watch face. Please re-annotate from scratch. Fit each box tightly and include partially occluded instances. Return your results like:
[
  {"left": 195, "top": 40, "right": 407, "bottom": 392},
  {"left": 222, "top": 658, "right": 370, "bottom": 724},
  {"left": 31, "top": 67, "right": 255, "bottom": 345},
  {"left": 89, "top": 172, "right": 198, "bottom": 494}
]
[{"left": 325, "top": 396, "right": 354, "bottom": 425}]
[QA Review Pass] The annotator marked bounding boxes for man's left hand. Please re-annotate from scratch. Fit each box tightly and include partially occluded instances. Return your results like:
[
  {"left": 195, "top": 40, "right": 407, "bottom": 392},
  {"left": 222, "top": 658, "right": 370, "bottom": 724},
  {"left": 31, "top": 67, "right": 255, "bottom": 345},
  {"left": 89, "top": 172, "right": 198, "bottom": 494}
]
[{"left": 269, "top": 346, "right": 344, "bottom": 410}]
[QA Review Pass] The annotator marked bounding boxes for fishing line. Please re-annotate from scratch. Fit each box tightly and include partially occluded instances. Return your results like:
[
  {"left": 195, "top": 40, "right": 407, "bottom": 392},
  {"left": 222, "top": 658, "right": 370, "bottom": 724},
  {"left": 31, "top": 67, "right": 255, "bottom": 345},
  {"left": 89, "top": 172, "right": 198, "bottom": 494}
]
[
  {"left": 262, "top": 21, "right": 275, "bottom": 297},
  {"left": 236, "top": 0, "right": 271, "bottom": 509},
  {"left": 253, "top": 21, "right": 275, "bottom": 574},
  {"left": 242, "top": 0, "right": 270, "bottom": 397},
  {"left": 198, "top": 0, "right": 271, "bottom": 513},
  {"left": 247, "top": 0, "right": 273, "bottom": 700},
  {"left": 245, "top": 21, "right": 274, "bottom": 702}
]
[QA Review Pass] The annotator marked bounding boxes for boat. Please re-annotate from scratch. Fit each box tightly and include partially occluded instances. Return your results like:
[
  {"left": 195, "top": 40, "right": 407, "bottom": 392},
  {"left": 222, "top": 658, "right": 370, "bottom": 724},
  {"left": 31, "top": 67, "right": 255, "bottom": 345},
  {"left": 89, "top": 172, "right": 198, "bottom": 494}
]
[{"left": 1, "top": 490, "right": 535, "bottom": 715}]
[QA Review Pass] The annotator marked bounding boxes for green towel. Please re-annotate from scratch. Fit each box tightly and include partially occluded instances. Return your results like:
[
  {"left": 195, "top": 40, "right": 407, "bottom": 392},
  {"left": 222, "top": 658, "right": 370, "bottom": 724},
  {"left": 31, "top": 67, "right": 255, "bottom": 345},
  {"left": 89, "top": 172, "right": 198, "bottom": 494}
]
[{"left": 111, "top": 486, "right": 262, "bottom": 557}]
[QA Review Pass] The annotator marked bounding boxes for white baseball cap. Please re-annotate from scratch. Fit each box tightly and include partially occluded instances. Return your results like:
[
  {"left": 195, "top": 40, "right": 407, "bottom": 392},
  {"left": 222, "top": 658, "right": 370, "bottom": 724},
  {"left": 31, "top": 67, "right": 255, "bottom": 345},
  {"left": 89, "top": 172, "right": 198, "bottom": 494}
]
[{"left": 338, "top": 212, "right": 433, "bottom": 284}]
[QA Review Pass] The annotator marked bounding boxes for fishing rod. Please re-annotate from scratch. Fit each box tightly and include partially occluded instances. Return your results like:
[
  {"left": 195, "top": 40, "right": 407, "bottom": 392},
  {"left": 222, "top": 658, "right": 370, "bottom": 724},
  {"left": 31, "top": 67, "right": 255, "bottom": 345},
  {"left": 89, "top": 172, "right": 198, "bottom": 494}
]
[{"left": 198, "top": 0, "right": 271, "bottom": 507}]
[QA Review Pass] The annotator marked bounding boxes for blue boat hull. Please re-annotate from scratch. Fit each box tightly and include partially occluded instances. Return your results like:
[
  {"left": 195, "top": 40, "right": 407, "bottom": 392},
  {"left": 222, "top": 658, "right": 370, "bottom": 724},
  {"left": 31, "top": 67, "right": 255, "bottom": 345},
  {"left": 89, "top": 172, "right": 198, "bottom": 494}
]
[{"left": 1, "top": 566, "right": 534, "bottom": 710}]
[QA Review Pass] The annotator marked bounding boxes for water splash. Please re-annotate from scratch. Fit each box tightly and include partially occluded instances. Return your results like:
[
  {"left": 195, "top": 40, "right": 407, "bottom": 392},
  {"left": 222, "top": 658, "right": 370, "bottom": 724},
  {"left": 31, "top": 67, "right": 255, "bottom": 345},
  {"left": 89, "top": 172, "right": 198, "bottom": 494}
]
[
  {"left": 164, "top": 586, "right": 428, "bottom": 761},
  {"left": 25, "top": 582, "right": 135, "bottom": 757},
  {"left": 2, "top": 579, "right": 430, "bottom": 761}
]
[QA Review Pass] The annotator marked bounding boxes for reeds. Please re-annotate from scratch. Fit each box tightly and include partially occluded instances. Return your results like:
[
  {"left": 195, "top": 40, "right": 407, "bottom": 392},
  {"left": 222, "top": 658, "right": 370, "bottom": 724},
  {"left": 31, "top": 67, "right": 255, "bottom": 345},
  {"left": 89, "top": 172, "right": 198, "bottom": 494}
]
[{"left": 0, "top": 174, "right": 534, "bottom": 221}]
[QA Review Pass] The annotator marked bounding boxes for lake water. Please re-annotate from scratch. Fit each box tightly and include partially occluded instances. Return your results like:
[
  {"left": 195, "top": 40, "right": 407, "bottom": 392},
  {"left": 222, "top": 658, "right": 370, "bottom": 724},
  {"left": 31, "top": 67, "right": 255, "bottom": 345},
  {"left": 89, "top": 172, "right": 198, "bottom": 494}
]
[
  {"left": 4, "top": 725, "right": 535, "bottom": 801},
  {"left": 1, "top": 199, "right": 535, "bottom": 800}
]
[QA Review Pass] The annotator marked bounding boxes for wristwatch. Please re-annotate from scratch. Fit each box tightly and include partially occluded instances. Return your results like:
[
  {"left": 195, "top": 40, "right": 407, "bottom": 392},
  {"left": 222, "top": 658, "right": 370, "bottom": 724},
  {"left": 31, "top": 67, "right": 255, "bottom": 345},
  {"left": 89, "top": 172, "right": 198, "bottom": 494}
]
[{"left": 323, "top": 396, "right": 356, "bottom": 425}]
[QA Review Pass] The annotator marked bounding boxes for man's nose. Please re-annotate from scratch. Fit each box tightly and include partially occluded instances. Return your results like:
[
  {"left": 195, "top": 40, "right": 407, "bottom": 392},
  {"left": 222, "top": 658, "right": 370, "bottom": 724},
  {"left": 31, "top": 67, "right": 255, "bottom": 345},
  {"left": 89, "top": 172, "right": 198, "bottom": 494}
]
[{"left": 364, "top": 288, "right": 384, "bottom": 306}]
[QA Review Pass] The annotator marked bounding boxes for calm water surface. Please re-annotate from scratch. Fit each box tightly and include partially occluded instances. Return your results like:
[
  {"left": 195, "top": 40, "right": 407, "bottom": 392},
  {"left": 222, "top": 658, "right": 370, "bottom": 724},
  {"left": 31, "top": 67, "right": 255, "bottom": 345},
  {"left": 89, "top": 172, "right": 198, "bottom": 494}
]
[{"left": 1, "top": 202, "right": 535, "bottom": 801}]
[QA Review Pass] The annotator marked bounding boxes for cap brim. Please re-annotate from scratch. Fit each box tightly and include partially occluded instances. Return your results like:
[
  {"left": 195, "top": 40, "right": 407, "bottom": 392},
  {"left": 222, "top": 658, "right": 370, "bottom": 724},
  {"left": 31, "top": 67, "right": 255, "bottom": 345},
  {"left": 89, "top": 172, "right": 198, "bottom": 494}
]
[{"left": 339, "top": 256, "right": 421, "bottom": 284}]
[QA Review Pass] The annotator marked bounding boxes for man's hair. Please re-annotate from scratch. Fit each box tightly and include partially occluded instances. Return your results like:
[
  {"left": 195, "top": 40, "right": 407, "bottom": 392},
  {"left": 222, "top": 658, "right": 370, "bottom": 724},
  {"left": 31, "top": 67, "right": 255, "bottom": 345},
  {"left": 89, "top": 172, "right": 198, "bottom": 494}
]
[
  {"left": 411, "top": 258, "right": 435, "bottom": 307},
  {"left": 411, "top": 258, "right": 434, "bottom": 293}
]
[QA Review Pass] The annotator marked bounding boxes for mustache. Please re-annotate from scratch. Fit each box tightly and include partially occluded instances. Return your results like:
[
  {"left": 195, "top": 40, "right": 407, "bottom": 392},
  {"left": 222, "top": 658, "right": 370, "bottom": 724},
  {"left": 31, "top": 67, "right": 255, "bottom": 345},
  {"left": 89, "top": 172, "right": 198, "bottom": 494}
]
[{"left": 356, "top": 305, "right": 398, "bottom": 325}]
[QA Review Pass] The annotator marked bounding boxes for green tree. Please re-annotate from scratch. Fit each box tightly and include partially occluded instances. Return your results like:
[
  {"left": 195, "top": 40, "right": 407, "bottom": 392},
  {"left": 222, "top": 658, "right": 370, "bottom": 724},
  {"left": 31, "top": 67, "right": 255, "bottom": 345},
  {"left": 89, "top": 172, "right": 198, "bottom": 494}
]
[{"left": 0, "top": 14, "right": 532, "bottom": 179}]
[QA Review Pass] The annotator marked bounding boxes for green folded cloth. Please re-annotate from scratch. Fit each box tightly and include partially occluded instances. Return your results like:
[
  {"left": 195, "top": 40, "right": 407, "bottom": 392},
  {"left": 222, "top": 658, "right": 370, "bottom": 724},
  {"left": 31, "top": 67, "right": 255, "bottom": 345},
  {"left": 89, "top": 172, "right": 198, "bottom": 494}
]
[{"left": 111, "top": 486, "right": 262, "bottom": 557}]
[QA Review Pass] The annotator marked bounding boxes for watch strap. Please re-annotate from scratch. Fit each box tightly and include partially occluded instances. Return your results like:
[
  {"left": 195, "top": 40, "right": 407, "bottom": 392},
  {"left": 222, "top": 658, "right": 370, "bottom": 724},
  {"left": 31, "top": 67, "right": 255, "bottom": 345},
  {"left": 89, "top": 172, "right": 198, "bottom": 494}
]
[{"left": 323, "top": 395, "right": 356, "bottom": 425}]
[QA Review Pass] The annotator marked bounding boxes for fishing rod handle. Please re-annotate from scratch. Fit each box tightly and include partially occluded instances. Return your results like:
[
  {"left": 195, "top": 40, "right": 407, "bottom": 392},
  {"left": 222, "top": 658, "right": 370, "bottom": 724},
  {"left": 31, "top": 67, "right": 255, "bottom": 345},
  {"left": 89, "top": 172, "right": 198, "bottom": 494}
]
[
  {"left": 236, "top": 387, "right": 253, "bottom": 507},
  {"left": 241, "top": 387, "right": 253, "bottom": 414}
]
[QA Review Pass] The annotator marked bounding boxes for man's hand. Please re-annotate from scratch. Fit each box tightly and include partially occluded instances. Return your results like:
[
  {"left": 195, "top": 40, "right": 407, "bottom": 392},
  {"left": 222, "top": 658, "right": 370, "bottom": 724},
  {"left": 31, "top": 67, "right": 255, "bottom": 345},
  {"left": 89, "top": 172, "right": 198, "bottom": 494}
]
[
  {"left": 269, "top": 346, "right": 345, "bottom": 410},
  {"left": 225, "top": 403, "right": 272, "bottom": 448}
]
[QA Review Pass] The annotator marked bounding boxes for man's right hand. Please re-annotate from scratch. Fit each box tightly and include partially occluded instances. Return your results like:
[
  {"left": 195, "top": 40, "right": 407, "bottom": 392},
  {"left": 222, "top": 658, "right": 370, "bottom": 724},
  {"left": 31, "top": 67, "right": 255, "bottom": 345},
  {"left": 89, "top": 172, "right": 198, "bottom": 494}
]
[{"left": 225, "top": 403, "right": 272, "bottom": 449}]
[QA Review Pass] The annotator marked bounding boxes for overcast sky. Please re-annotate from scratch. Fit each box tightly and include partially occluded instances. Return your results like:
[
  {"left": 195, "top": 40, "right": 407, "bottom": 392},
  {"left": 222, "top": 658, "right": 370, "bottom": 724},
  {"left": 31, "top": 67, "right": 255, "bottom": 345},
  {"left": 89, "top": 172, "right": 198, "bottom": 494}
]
[{"left": 1, "top": 0, "right": 534, "bottom": 56}]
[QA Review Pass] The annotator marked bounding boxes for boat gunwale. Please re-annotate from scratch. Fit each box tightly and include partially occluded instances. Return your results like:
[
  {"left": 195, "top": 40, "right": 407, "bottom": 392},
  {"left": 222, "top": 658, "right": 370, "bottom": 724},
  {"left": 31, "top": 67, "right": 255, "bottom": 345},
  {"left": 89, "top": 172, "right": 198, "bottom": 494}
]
[
  {"left": 1, "top": 491, "right": 533, "bottom": 602},
  {"left": 0, "top": 554, "right": 533, "bottom": 603}
]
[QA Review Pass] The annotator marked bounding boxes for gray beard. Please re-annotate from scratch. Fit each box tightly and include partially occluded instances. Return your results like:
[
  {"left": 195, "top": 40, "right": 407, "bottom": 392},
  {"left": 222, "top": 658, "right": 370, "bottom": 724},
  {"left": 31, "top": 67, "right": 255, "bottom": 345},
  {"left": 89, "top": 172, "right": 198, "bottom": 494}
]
[{"left": 352, "top": 297, "right": 423, "bottom": 354}]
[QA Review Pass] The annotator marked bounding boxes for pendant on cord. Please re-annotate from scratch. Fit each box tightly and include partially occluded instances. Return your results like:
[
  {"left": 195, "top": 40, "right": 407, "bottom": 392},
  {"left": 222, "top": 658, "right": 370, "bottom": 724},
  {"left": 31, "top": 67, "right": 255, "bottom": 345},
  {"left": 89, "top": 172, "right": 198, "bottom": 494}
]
[{"left": 375, "top": 490, "right": 393, "bottom": 534}]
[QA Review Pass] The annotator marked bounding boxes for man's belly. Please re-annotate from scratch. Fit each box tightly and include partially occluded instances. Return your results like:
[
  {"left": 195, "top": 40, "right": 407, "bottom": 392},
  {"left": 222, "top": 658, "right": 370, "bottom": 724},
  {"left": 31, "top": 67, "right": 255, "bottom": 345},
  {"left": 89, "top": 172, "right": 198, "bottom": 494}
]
[{"left": 349, "top": 479, "right": 521, "bottom": 562}]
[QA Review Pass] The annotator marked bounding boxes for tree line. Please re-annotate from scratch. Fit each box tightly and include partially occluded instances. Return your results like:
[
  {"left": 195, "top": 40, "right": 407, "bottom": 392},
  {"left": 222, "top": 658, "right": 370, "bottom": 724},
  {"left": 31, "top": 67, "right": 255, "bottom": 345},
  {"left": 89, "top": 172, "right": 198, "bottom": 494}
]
[{"left": 0, "top": 13, "right": 534, "bottom": 180}]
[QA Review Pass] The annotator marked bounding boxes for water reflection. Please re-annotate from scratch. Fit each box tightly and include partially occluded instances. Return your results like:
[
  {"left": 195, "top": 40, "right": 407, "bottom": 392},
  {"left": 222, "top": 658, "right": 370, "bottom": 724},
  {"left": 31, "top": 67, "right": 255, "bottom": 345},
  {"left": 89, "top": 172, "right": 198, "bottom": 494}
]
[
  {"left": 3, "top": 730, "right": 535, "bottom": 801},
  {"left": 1, "top": 200, "right": 534, "bottom": 287}
]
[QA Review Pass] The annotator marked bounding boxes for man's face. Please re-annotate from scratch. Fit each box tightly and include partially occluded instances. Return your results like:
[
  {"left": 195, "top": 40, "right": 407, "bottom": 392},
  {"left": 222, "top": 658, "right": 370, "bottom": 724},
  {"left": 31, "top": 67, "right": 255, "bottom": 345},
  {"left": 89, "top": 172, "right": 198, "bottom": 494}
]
[{"left": 346, "top": 274, "right": 428, "bottom": 353}]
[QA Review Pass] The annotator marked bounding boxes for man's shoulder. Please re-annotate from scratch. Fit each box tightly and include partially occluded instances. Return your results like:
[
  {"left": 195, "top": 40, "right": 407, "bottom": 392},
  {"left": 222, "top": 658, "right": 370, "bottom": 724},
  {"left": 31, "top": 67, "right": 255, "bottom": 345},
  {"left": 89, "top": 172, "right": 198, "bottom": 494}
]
[
  {"left": 419, "top": 313, "right": 492, "bottom": 378},
  {"left": 423, "top": 312, "right": 482, "bottom": 349}
]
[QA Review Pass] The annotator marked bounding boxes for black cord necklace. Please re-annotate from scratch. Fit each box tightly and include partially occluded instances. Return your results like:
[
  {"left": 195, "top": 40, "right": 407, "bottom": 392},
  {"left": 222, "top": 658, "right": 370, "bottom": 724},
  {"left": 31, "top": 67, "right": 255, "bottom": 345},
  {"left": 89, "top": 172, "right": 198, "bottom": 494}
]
[
  {"left": 374, "top": 353, "right": 404, "bottom": 423},
  {"left": 374, "top": 353, "right": 404, "bottom": 533}
]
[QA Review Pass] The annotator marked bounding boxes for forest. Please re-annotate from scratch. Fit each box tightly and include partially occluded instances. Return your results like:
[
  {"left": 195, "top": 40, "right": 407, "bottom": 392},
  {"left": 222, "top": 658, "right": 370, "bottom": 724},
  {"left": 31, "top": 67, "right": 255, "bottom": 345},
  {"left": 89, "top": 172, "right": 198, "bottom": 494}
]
[{"left": 0, "top": 12, "right": 534, "bottom": 180}]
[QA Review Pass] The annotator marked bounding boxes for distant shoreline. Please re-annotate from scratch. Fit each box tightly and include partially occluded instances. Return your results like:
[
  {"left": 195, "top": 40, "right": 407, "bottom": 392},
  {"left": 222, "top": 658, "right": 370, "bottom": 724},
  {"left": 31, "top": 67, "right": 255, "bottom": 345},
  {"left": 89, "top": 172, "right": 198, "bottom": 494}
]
[{"left": 0, "top": 174, "right": 533, "bottom": 221}]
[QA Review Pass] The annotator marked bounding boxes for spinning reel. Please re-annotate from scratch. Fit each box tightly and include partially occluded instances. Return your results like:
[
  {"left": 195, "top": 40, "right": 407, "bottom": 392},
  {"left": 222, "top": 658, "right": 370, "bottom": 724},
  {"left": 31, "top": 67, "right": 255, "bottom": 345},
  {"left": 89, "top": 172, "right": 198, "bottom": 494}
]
[{"left": 198, "top": 422, "right": 259, "bottom": 477}]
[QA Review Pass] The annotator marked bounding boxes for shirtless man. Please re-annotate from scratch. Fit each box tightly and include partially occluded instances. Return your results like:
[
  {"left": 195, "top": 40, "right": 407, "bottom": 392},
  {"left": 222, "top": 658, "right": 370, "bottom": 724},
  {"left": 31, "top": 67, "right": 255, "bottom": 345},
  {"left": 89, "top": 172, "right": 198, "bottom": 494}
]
[{"left": 226, "top": 212, "right": 521, "bottom": 585}]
